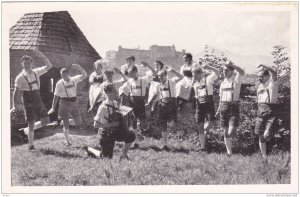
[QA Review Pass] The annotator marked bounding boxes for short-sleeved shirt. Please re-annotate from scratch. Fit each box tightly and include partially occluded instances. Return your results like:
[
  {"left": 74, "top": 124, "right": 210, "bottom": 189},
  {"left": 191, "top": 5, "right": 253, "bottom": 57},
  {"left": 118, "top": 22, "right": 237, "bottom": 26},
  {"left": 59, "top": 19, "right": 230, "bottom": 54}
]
[
  {"left": 194, "top": 73, "right": 218, "bottom": 98},
  {"left": 219, "top": 72, "right": 244, "bottom": 102},
  {"left": 94, "top": 100, "right": 118, "bottom": 124},
  {"left": 257, "top": 78, "right": 278, "bottom": 104},
  {"left": 89, "top": 72, "right": 105, "bottom": 83},
  {"left": 14, "top": 66, "right": 48, "bottom": 91},
  {"left": 54, "top": 76, "right": 82, "bottom": 98},
  {"left": 126, "top": 75, "right": 153, "bottom": 97}
]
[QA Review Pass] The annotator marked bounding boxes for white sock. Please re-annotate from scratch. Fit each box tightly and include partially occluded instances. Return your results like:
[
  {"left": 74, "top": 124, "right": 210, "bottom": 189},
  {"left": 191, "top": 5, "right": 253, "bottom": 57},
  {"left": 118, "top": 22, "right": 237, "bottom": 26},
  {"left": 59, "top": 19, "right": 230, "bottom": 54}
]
[
  {"left": 63, "top": 128, "right": 70, "bottom": 143},
  {"left": 88, "top": 147, "right": 101, "bottom": 157},
  {"left": 224, "top": 137, "right": 232, "bottom": 155},
  {"left": 199, "top": 134, "right": 206, "bottom": 149},
  {"left": 259, "top": 141, "right": 267, "bottom": 158},
  {"left": 162, "top": 132, "right": 168, "bottom": 145}
]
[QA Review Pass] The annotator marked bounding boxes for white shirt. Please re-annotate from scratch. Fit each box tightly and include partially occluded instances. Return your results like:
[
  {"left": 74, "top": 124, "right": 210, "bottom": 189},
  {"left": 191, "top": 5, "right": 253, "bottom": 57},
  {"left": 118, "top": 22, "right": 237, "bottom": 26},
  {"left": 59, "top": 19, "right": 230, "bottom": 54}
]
[
  {"left": 126, "top": 75, "right": 153, "bottom": 97},
  {"left": 219, "top": 72, "right": 244, "bottom": 102},
  {"left": 158, "top": 78, "right": 177, "bottom": 99},
  {"left": 194, "top": 73, "right": 218, "bottom": 98},
  {"left": 179, "top": 62, "right": 198, "bottom": 77},
  {"left": 15, "top": 66, "right": 48, "bottom": 91},
  {"left": 54, "top": 75, "right": 82, "bottom": 98},
  {"left": 94, "top": 100, "right": 119, "bottom": 124},
  {"left": 257, "top": 78, "right": 278, "bottom": 104}
]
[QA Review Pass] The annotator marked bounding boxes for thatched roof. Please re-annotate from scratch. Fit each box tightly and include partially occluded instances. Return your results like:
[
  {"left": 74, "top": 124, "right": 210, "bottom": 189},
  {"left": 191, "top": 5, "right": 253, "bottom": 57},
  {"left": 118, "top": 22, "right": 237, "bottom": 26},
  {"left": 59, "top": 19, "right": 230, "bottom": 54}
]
[{"left": 9, "top": 11, "right": 101, "bottom": 59}]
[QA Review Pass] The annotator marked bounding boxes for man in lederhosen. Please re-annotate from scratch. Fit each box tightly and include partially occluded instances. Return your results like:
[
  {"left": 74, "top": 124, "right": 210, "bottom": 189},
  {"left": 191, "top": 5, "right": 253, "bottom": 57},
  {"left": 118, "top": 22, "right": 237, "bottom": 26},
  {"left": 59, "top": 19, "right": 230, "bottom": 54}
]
[
  {"left": 149, "top": 68, "right": 183, "bottom": 149},
  {"left": 48, "top": 64, "right": 87, "bottom": 146},
  {"left": 12, "top": 50, "right": 53, "bottom": 152},
  {"left": 255, "top": 64, "right": 278, "bottom": 160},
  {"left": 216, "top": 61, "right": 245, "bottom": 156},
  {"left": 86, "top": 84, "right": 136, "bottom": 160},
  {"left": 192, "top": 62, "right": 219, "bottom": 151},
  {"left": 120, "top": 63, "right": 157, "bottom": 138}
]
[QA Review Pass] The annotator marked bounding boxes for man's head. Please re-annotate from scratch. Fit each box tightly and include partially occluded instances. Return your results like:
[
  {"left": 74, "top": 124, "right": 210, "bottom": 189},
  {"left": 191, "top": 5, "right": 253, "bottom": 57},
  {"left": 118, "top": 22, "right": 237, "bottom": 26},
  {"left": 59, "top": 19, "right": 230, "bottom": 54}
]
[
  {"left": 94, "top": 60, "right": 103, "bottom": 74},
  {"left": 154, "top": 60, "right": 164, "bottom": 71},
  {"left": 126, "top": 56, "right": 135, "bottom": 66},
  {"left": 127, "top": 65, "right": 139, "bottom": 79},
  {"left": 157, "top": 69, "right": 168, "bottom": 83},
  {"left": 21, "top": 55, "right": 33, "bottom": 70},
  {"left": 103, "top": 84, "right": 118, "bottom": 100},
  {"left": 104, "top": 69, "right": 114, "bottom": 82},
  {"left": 183, "top": 53, "right": 193, "bottom": 65},
  {"left": 258, "top": 69, "right": 270, "bottom": 83},
  {"left": 192, "top": 67, "right": 203, "bottom": 81},
  {"left": 222, "top": 61, "right": 235, "bottom": 78},
  {"left": 60, "top": 68, "right": 70, "bottom": 81}
]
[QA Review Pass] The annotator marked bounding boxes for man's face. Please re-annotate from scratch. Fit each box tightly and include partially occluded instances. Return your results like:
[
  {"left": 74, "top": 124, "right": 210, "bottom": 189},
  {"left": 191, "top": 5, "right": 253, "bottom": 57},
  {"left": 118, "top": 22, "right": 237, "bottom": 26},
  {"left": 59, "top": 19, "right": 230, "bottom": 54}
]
[
  {"left": 95, "top": 63, "right": 102, "bottom": 74},
  {"left": 192, "top": 71, "right": 202, "bottom": 81},
  {"left": 258, "top": 71, "right": 269, "bottom": 83},
  {"left": 158, "top": 73, "right": 167, "bottom": 83},
  {"left": 61, "top": 72, "right": 70, "bottom": 81},
  {"left": 183, "top": 55, "right": 192, "bottom": 64},
  {"left": 22, "top": 59, "right": 33, "bottom": 70},
  {"left": 127, "top": 59, "right": 135, "bottom": 66},
  {"left": 106, "top": 73, "right": 114, "bottom": 82},
  {"left": 223, "top": 67, "right": 234, "bottom": 78},
  {"left": 154, "top": 62, "right": 161, "bottom": 71}
]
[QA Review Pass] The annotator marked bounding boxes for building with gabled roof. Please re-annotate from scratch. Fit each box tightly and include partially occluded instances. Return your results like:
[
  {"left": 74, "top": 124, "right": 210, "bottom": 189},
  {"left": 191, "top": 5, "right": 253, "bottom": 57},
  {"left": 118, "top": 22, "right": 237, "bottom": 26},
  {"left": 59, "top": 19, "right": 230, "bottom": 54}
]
[{"left": 10, "top": 11, "right": 101, "bottom": 126}]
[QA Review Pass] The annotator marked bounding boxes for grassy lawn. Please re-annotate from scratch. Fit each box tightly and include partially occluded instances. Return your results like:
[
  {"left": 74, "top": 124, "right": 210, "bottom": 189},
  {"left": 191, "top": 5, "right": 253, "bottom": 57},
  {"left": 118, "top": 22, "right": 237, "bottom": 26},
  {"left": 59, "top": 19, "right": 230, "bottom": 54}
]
[{"left": 11, "top": 127, "right": 291, "bottom": 186}]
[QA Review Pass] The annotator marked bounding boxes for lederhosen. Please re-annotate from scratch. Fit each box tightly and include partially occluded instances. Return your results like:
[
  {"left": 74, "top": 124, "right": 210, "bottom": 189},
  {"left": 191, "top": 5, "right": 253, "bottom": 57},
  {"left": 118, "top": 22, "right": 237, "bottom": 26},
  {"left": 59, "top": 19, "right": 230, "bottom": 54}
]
[
  {"left": 195, "top": 77, "right": 215, "bottom": 122},
  {"left": 22, "top": 71, "right": 47, "bottom": 122},
  {"left": 61, "top": 80, "right": 77, "bottom": 102},
  {"left": 99, "top": 103, "right": 135, "bottom": 159},
  {"left": 129, "top": 79, "right": 146, "bottom": 121},
  {"left": 219, "top": 81, "right": 240, "bottom": 126},
  {"left": 158, "top": 80, "right": 177, "bottom": 127},
  {"left": 255, "top": 87, "right": 277, "bottom": 134}
]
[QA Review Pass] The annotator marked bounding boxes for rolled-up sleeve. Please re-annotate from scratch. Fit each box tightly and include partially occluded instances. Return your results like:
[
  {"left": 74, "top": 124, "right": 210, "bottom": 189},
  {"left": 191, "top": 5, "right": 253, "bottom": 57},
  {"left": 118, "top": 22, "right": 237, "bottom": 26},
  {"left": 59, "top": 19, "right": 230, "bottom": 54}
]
[{"left": 33, "top": 66, "right": 48, "bottom": 77}]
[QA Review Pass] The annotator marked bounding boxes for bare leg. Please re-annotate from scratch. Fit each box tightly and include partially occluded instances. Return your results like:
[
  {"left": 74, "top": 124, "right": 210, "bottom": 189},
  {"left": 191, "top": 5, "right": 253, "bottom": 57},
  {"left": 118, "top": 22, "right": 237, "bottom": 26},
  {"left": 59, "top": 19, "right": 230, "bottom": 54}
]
[
  {"left": 121, "top": 143, "right": 132, "bottom": 157},
  {"left": 223, "top": 127, "right": 232, "bottom": 155},
  {"left": 28, "top": 122, "right": 35, "bottom": 147},
  {"left": 259, "top": 136, "right": 267, "bottom": 159},
  {"left": 62, "top": 117, "right": 71, "bottom": 145}
]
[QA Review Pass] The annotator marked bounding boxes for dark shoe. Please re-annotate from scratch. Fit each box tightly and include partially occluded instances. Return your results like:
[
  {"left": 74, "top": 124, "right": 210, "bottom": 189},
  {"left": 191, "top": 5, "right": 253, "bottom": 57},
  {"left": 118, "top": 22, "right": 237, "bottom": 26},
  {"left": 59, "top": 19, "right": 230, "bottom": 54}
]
[
  {"left": 131, "top": 142, "right": 139, "bottom": 149},
  {"left": 226, "top": 153, "right": 232, "bottom": 157},
  {"left": 64, "top": 142, "right": 72, "bottom": 147},
  {"left": 162, "top": 145, "right": 171, "bottom": 152},
  {"left": 53, "top": 118, "right": 62, "bottom": 130},
  {"left": 28, "top": 145, "right": 36, "bottom": 152}
]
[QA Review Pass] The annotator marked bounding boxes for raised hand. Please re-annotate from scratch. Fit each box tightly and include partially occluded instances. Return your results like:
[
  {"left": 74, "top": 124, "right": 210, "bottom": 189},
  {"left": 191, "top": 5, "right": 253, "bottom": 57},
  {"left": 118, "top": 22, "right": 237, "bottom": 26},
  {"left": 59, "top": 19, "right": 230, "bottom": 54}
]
[{"left": 33, "top": 49, "right": 45, "bottom": 58}]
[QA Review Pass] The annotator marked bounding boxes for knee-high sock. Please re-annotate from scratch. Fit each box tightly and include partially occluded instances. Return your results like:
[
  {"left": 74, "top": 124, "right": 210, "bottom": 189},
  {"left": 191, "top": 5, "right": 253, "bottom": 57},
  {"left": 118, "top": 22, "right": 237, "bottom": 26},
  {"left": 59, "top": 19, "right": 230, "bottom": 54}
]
[
  {"left": 224, "top": 137, "right": 232, "bottom": 155},
  {"left": 122, "top": 143, "right": 132, "bottom": 157},
  {"left": 259, "top": 141, "right": 267, "bottom": 158},
  {"left": 63, "top": 128, "right": 70, "bottom": 143},
  {"left": 199, "top": 134, "right": 206, "bottom": 149},
  {"left": 162, "top": 131, "right": 168, "bottom": 145},
  {"left": 88, "top": 147, "right": 101, "bottom": 158}
]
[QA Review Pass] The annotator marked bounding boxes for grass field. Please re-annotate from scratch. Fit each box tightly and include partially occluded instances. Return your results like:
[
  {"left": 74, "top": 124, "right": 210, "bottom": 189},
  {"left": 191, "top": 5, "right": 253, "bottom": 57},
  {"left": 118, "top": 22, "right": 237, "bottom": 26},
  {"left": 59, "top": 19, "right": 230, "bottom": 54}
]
[{"left": 11, "top": 127, "right": 291, "bottom": 186}]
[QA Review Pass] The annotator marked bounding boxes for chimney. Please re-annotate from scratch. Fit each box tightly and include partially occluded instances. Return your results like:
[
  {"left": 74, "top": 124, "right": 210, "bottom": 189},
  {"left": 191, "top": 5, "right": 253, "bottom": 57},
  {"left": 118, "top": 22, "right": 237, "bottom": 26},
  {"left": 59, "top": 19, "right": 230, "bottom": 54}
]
[{"left": 118, "top": 45, "right": 122, "bottom": 51}]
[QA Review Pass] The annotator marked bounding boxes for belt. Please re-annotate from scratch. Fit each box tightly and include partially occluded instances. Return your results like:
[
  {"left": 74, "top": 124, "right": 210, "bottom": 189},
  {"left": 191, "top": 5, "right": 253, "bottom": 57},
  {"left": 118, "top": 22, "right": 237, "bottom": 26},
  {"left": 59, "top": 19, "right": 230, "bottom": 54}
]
[
  {"left": 220, "top": 101, "right": 239, "bottom": 104},
  {"left": 61, "top": 97, "right": 77, "bottom": 102}
]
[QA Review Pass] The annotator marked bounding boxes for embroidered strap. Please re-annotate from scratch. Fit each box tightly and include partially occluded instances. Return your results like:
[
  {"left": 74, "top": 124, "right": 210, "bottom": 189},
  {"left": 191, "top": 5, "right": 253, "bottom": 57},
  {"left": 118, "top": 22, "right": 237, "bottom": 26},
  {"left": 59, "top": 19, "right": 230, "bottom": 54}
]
[
  {"left": 104, "top": 103, "right": 117, "bottom": 123},
  {"left": 62, "top": 80, "right": 75, "bottom": 98},
  {"left": 22, "top": 71, "right": 39, "bottom": 91},
  {"left": 221, "top": 81, "right": 234, "bottom": 102},
  {"left": 130, "top": 79, "right": 143, "bottom": 96},
  {"left": 258, "top": 88, "right": 270, "bottom": 103}
]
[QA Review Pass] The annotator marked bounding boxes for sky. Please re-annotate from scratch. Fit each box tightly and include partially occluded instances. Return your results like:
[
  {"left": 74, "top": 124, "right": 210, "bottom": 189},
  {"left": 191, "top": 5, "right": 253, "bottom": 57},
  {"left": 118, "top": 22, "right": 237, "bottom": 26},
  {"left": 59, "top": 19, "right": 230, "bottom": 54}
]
[{"left": 4, "top": 2, "right": 292, "bottom": 58}]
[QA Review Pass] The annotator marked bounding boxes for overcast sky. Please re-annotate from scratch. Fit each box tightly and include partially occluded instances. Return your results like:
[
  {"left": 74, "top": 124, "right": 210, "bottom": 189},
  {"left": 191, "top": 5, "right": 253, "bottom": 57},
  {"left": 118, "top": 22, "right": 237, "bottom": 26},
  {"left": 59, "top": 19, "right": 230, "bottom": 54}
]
[{"left": 4, "top": 2, "right": 291, "bottom": 58}]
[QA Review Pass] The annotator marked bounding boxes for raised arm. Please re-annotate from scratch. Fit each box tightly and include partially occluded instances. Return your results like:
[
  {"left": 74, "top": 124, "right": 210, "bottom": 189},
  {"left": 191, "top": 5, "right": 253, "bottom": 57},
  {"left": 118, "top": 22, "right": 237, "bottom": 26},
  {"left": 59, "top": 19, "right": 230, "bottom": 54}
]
[
  {"left": 141, "top": 61, "right": 157, "bottom": 76},
  {"left": 167, "top": 66, "right": 183, "bottom": 83},
  {"left": 230, "top": 61, "right": 245, "bottom": 76},
  {"left": 72, "top": 64, "right": 87, "bottom": 80},
  {"left": 33, "top": 50, "right": 53, "bottom": 71},
  {"left": 258, "top": 64, "right": 277, "bottom": 82},
  {"left": 114, "top": 67, "right": 127, "bottom": 82},
  {"left": 203, "top": 64, "right": 220, "bottom": 75}
]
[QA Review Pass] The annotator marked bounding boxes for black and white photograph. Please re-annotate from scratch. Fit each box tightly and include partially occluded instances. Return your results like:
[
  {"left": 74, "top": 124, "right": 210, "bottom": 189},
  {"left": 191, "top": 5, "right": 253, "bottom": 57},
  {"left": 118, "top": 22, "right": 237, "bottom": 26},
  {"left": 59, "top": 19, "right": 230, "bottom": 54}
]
[{"left": 1, "top": 1, "right": 298, "bottom": 194}]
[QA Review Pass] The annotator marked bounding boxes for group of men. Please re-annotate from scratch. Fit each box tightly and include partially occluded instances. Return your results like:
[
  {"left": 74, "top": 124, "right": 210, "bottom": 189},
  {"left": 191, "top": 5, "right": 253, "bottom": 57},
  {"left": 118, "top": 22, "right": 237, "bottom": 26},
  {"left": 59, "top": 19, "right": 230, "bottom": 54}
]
[{"left": 11, "top": 50, "right": 279, "bottom": 161}]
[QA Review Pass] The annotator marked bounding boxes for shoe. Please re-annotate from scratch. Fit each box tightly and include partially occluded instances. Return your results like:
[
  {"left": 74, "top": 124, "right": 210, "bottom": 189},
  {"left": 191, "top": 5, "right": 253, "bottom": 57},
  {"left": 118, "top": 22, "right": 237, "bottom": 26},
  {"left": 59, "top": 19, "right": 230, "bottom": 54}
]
[
  {"left": 119, "top": 155, "right": 131, "bottom": 161},
  {"left": 226, "top": 153, "right": 232, "bottom": 157},
  {"left": 28, "top": 145, "right": 36, "bottom": 152},
  {"left": 162, "top": 145, "right": 171, "bottom": 152},
  {"left": 131, "top": 142, "right": 139, "bottom": 149},
  {"left": 83, "top": 146, "right": 97, "bottom": 158}
]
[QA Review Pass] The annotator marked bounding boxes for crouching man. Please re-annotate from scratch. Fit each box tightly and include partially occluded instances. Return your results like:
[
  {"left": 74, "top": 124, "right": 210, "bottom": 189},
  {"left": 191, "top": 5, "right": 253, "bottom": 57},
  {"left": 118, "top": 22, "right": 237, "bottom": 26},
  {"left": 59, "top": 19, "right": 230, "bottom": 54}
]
[{"left": 86, "top": 84, "right": 136, "bottom": 160}]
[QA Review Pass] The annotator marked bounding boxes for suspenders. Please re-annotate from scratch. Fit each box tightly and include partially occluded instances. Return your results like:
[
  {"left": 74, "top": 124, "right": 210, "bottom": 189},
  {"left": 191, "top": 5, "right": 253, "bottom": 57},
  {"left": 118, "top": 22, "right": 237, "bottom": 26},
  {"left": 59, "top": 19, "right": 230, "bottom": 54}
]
[
  {"left": 130, "top": 79, "right": 143, "bottom": 96},
  {"left": 22, "top": 72, "right": 39, "bottom": 91},
  {"left": 196, "top": 76, "right": 208, "bottom": 98},
  {"left": 62, "top": 80, "right": 75, "bottom": 98},
  {"left": 105, "top": 103, "right": 116, "bottom": 123},
  {"left": 221, "top": 81, "right": 234, "bottom": 102},
  {"left": 160, "top": 80, "right": 172, "bottom": 99},
  {"left": 258, "top": 87, "right": 271, "bottom": 103}
]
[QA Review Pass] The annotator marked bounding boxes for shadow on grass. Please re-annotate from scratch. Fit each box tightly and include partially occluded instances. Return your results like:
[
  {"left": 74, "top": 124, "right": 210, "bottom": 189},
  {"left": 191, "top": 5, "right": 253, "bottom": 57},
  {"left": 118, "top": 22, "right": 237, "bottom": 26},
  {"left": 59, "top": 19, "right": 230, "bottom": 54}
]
[
  {"left": 39, "top": 148, "right": 85, "bottom": 159},
  {"left": 130, "top": 144, "right": 190, "bottom": 154}
]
